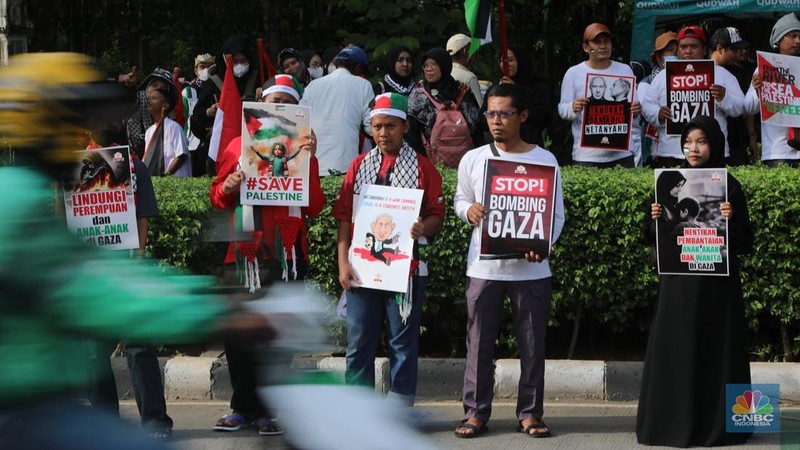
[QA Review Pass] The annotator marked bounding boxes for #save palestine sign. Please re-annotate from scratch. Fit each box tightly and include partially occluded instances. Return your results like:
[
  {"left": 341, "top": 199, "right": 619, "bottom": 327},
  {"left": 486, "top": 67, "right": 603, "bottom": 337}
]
[{"left": 666, "top": 59, "right": 715, "bottom": 135}]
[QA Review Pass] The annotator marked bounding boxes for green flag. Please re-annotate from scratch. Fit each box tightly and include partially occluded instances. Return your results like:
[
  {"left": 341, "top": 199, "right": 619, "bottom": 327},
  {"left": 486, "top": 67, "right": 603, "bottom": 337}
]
[{"left": 464, "top": 0, "right": 492, "bottom": 57}]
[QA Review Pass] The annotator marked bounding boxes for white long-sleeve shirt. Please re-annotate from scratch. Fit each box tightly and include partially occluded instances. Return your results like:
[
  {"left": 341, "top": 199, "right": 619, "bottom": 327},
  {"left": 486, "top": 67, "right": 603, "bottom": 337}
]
[
  {"left": 641, "top": 63, "right": 745, "bottom": 159},
  {"left": 300, "top": 68, "right": 373, "bottom": 175},
  {"left": 743, "top": 67, "right": 800, "bottom": 162},
  {"left": 454, "top": 144, "right": 565, "bottom": 281},
  {"left": 558, "top": 61, "right": 636, "bottom": 163}
]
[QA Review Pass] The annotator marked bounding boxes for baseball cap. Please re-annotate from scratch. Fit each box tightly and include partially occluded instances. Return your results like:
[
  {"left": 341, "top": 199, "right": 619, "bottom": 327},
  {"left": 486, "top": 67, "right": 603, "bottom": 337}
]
[
  {"left": 334, "top": 46, "right": 369, "bottom": 67},
  {"left": 446, "top": 34, "right": 472, "bottom": 55},
  {"left": 677, "top": 26, "right": 707, "bottom": 46},
  {"left": 653, "top": 32, "right": 678, "bottom": 53},
  {"left": 710, "top": 27, "right": 748, "bottom": 50},
  {"left": 137, "top": 67, "right": 173, "bottom": 92},
  {"left": 583, "top": 23, "right": 612, "bottom": 42}
]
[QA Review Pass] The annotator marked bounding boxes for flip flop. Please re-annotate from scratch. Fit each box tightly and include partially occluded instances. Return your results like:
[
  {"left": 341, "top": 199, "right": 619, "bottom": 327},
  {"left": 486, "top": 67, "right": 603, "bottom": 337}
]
[
  {"left": 518, "top": 420, "right": 551, "bottom": 438},
  {"left": 256, "top": 417, "right": 284, "bottom": 436},
  {"left": 213, "top": 414, "right": 248, "bottom": 431},
  {"left": 454, "top": 419, "right": 488, "bottom": 438}
]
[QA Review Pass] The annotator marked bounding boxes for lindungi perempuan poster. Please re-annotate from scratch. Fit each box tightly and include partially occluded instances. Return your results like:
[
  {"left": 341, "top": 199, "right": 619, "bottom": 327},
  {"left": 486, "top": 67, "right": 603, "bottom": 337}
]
[
  {"left": 479, "top": 157, "right": 557, "bottom": 259},
  {"left": 63, "top": 145, "right": 138, "bottom": 250},
  {"left": 349, "top": 184, "right": 423, "bottom": 293},
  {"left": 666, "top": 59, "right": 715, "bottom": 135},
  {"left": 580, "top": 73, "right": 635, "bottom": 151},
  {"left": 239, "top": 102, "right": 311, "bottom": 207},
  {"left": 756, "top": 51, "right": 800, "bottom": 128},
  {"left": 655, "top": 168, "right": 729, "bottom": 276}
]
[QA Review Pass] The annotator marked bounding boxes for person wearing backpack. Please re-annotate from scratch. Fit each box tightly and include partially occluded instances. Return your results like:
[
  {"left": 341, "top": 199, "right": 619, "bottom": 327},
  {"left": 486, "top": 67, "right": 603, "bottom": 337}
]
[{"left": 407, "top": 48, "right": 483, "bottom": 167}]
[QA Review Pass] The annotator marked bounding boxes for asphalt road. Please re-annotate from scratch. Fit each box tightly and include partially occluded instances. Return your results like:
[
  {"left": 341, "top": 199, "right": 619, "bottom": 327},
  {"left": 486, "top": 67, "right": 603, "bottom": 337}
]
[{"left": 120, "top": 400, "right": 799, "bottom": 449}]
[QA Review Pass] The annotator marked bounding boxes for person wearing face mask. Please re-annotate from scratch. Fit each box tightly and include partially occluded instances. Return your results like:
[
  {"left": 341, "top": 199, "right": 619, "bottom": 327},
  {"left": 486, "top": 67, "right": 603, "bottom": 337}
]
[
  {"left": 183, "top": 53, "right": 214, "bottom": 177},
  {"left": 302, "top": 49, "right": 324, "bottom": 80},
  {"left": 322, "top": 46, "right": 343, "bottom": 76},
  {"left": 191, "top": 37, "right": 259, "bottom": 176},
  {"left": 639, "top": 116, "right": 753, "bottom": 447}
]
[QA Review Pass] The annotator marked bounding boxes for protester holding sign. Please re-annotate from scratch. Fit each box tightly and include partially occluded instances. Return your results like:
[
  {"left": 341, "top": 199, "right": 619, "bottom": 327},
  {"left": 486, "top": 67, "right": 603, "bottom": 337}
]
[
  {"left": 454, "top": 83, "right": 565, "bottom": 439},
  {"left": 209, "top": 75, "right": 324, "bottom": 436},
  {"left": 638, "top": 116, "right": 754, "bottom": 447},
  {"left": 642, "top": 26, "right": 746, "bottom": 167},
  {"left": 744, "top": 12, "right": 800, "bottom": 167},
  {"left": 333, "top": 93, "right": 445, "bottom": 407},
  {"left": 558, "top": 22, "right": 641, "bottom": 168}
]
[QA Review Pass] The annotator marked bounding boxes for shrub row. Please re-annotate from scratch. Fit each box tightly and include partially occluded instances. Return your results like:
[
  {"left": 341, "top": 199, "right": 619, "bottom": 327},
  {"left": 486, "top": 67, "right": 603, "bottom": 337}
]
[{"left": 150, "top": 166, "right": 800, "bottom": 361}]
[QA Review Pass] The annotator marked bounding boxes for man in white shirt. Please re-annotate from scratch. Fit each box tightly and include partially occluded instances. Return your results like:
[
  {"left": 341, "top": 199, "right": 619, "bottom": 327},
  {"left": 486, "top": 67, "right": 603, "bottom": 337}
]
[
  {"left": 300, "top": 46, "right": 374, "bottom": 176},
  {"left": 447, "top": 33, "right": 484, "bottom": 107},
  {"left": 641, "top": 25, "right": 745, "bottom": 167},
  {"left": 744, "top": 13, "right": 800, "bottom": 167},
  {"left": 453, "top": 83, "right": 565, "bottom": 439},
  {"left": 558, "top": 23, "right": 642, "bottom": 167}
]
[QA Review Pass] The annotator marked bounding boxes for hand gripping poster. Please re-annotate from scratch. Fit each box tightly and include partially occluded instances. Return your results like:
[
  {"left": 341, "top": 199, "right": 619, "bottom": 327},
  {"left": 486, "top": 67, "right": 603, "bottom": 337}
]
[
  {"left": 479, "top": 157, "right": 557, "bottom": 259},
  {"left": 580, "top": 73, "right": 636, "bottom": 150},
  {"left": 666, "top": 60, "right": 715, "bottom": 135},
  {"left": 756, "top": 51, "right": 800, "bottom": 128},
  {"left": 349, "top": 185, "right": 423, "bottom": 293},
  {"left": 654, "top": 168, "right": 729, "bottom": 276},
  {"left": 239, "top": 102, "right": 311, "bottom": 207},
  {"left": 63, "top": 146, "right": 139, "bottom": 250}
]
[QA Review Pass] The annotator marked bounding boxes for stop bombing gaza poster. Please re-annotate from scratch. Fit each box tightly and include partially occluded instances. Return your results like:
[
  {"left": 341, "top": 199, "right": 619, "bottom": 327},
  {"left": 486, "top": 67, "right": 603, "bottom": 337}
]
[
  {"left": 580, "top": 73, "right": 636, "bottom": 151},
  {"left": 63, "top": 145, "right": 139, "bottom": 250},
  {"left": 654, "top": 168, "right": 729, "bottom": 276},
  {"left": 666, "top": 59, "right": 715, "bottom": 135},
  {"left": 479, "top": 157, "right": 557, "bottom": 260},
  {"left": 756, "top": 51, "right": 800, "bottom": 128},
  {"left": 239, "top": 102, "right": 312, "bottom": 207}
]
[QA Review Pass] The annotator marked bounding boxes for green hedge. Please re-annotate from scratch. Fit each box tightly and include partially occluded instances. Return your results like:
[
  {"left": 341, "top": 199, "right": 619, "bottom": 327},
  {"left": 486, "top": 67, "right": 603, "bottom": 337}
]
[{"left": 150, "top": 167, "right": 800, "bottom": 361}]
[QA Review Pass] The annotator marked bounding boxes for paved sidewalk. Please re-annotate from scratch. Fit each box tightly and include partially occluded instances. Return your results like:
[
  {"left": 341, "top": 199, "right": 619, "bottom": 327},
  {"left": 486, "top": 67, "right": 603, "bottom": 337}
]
[{"left": 120, "top": 400, "right": 799, "bottom": 449}]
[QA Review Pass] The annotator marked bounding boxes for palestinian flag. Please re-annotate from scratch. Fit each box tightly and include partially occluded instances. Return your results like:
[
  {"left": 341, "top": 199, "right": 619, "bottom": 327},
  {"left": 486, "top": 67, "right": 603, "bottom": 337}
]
[
  {"left": 243, "top": 107, "right": 297, "bottom": 141},
  {"left": 465, "top": 0, "right": 492, "bottom": 57}
]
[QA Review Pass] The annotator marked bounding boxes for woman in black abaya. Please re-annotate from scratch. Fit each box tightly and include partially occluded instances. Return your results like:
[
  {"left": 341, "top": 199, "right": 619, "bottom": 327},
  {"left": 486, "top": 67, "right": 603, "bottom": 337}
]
[{"left": 637, "top": 115, "right": 754, "bottom": 447}]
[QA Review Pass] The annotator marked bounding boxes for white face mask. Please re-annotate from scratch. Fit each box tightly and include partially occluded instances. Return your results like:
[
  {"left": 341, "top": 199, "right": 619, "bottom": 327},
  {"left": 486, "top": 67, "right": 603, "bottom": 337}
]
[
  {"left": 197, "top": 68, "right": 209, "bottom": 81},
  {"left": 233, "top": 63, "right": 249, "bottom": 78},
  {"left": 327, "top": 63, "right": 337, "bottom": 74},
  {"left": 308, "top": 66, "right": 323, "bottom": 79}
]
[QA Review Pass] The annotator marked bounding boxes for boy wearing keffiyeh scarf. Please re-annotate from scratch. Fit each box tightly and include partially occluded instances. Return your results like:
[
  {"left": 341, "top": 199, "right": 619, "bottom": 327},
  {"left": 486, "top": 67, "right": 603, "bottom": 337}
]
[{"left": 332, "top": 93, "right": 445, "bottom": 407}]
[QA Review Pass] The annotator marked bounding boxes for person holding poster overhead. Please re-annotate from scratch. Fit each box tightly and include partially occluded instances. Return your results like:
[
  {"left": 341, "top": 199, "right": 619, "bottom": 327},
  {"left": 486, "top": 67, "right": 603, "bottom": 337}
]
[
  {"left": 744, "top": 13, "right": 800, "bottom": 167},
  {"left": 558, "top": 22, "right": 641, "bottom": 167},
  {"left": 209, "top": 75, "right": 324, "bottom": 436},
  {"left": 454, "top": 83, "right": 565, "bottom": 439},
  {"left": 638, "top": 116, "right": 754, "bottom": 447},
  {"left": 642, "top": 26, "right": 745, "bottom": 168},
  {"left": 333, "top": 93, "right": 445, "bottom": 407}
]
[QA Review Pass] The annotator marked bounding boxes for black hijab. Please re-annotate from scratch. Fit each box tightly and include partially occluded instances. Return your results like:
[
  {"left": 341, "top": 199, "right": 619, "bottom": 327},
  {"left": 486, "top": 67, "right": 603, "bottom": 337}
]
[
  {"left": 421, "top": 48, "right": 461, "bottom": 102},
  {"left": 385, "top": 45, "right": 414, "bottom": 86},
  {"left": 507, "top": 45, "right": 533, "bottom": 86},
  {"left": 680, "top": 116, "right": 725, "bottom": 169}
]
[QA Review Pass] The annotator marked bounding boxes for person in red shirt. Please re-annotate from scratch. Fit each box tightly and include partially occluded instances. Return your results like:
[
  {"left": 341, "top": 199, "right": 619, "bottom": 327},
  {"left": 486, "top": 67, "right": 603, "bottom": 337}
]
[
  {"left": 332, "top": 92, "right": 445, "bottom": 406},
  {"left": 209, "top": 74, "right": 324, "bottom": 435}
]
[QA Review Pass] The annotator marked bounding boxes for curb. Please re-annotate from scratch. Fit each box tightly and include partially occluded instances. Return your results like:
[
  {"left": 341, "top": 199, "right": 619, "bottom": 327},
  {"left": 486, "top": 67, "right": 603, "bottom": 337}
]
[{"left": 109, "top": 356, "right": 800, "bottom": 403}]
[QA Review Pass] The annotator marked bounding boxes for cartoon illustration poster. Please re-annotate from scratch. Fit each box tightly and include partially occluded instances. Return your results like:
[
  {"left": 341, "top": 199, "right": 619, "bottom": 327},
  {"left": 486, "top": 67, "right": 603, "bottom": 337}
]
[
  {"left": 349, "top": 184, "right": 423, "bottom": 293},
  {"left": 580, "top": 73, "right": 635, "bottom": 151},
  {"left": 666, "top": 59, "right": 715, "bottom": 135},
  {"left": 62, "top": 145, "right": 139, "bottom": 250},
  {"left": 756, "top": 51, "right": 800, "bottom": 128},
  {"left": 479, "top": 157, "right": 558, "bottom": 259},
  {"left": 655, "top": 168, "right": 729, "bottom": 276},
  {"left": 239, "top": 102, "right": 311, "bottom": 207}
]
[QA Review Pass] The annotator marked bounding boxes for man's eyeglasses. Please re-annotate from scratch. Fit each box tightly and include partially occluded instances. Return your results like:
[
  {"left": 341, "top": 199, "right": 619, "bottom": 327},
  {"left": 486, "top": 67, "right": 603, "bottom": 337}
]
[{"left": 483, "top": 110, "right": 519, "bottom": 120}]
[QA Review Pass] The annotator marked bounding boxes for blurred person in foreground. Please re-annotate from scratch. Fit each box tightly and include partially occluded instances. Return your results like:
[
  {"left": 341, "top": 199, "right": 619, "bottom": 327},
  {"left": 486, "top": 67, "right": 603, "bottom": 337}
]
[{"left": 0, "top": 52, "right": 272, "bottom": 450}]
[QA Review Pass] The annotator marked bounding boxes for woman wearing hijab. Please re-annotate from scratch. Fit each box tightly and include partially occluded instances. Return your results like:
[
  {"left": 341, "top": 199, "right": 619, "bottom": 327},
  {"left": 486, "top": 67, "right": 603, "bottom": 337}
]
[
  {"left": 406, "top": 47, "right": 483, "bottom": 158},
  {"left": 480, "top": 45, "right": 551, "bottom": 147},
  {"left": 638, "top": 116, "right": 754, "bottom": 447},
  {"left": 373, "top": 45, "right": 416, "bottom": 97}
]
